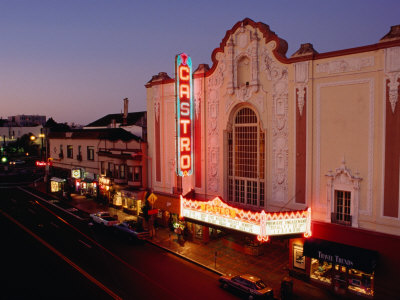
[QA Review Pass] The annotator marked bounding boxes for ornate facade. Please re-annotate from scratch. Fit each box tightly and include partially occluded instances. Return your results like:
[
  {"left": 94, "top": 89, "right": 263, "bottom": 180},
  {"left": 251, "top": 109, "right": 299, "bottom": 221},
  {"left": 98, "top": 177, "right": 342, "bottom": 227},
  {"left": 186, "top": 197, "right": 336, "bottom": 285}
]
[{"left": 146, "top": 19, "right": 400, "bottom": 299}]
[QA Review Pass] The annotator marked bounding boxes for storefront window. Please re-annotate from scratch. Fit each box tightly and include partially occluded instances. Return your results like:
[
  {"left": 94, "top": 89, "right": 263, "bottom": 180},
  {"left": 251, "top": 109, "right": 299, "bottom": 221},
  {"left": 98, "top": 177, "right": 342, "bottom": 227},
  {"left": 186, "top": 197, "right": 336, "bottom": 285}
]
[
  {"left": 310, "top": 258, "right": 332, "bottom": 284},
  {"left": 348, "top": 268, "right": 374, "bottom": 297},
  {"left": 51, "top": 181, "right": 61, "bottom": 192},
  {"left": 114, "top": 191, "right": 122, "bottom": 206}
]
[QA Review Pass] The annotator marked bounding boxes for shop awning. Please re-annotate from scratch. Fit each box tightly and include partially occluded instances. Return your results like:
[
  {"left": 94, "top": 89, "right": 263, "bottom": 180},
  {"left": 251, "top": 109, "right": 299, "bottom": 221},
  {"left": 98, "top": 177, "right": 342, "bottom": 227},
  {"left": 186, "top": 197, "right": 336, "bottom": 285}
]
[
  {"left": 303, "top": 238, "right": 378, "bottom": 273},
  {"left": 82, "top": 178, "right": 95, "bottom": 183},
  {"left": 50, "top": 177, "right": 66, "bottom": 183},
  {"left": 121, "top": 189, "right": 146, "bottom": 200}
]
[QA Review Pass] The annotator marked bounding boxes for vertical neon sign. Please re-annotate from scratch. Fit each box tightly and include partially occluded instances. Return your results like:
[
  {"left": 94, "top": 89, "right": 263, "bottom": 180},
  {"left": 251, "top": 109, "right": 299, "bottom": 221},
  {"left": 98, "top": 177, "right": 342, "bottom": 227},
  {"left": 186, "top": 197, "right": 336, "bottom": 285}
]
[{"left": 175, "top": 53, "right": 193, "bottom": 176}]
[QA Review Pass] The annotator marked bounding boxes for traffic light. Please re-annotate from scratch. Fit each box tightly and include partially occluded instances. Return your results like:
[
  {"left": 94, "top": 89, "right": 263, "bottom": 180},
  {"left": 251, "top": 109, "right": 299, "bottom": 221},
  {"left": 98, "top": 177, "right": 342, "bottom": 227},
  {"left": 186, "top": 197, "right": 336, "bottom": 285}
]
[{"left": 1, "top": 156, "right": 7, "bottom": 163}]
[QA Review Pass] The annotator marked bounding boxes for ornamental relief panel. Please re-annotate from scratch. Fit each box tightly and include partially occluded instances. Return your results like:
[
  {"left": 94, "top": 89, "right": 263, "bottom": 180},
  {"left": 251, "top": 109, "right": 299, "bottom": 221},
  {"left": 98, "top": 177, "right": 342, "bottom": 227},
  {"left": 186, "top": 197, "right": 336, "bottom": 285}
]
[
  {"left": 229, "top": 26, "right": 260, "bottom": 101},
  {"left": 316, "top": 56, "right": 374, "bottom": 74},
  {"left": 152, "top": 85, "right": 161, "bottom": 123},
  {"left": 206, "top": 69, "right": 223, "bottom": 193},
  {"left": 296, "top": 86, "right": 306, "bottom": 117},
  {"left": 295, "top": 62, "right": 308, "bottom": 116},
  {"left": 194, "top": 78, "right": 203, "bottom": 120},
  {"left": 385, "top": 47, "right": 400, "bottom": 113},
  {"left": 261, "top": 46, "right": 289, "bottom": 203}
]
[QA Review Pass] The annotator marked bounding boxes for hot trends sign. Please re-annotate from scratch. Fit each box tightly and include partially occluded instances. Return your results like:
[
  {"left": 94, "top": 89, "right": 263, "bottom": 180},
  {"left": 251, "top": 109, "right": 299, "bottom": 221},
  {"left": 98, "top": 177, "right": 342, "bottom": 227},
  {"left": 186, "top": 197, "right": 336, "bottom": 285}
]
[
  {"left": 180, "top": 196, "right": 312, "bottom": 242},
  {"left": 175, "top": 53, "right": 194, "bottom": 176}
]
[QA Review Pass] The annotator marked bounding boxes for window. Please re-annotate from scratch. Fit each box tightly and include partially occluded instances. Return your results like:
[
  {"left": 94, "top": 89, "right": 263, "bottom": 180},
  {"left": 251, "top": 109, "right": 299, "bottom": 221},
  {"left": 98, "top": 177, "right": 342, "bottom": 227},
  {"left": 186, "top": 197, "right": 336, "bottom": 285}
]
[
  {"left": 108, "top": 162, "right": 114, "bottom": 177},
  {"left": 128, "top": 166, "right": 133, "bottom": 181},
  {"left": 333, "top": 190, "right": 351, "bottom": 225},
  {"left": 120, "top": 165, "right": 125, "bottom": 179},
  {"left": 228, "top": 107, "right": 265, "bottom": 207},
  {"left": 115, "top": 165, "right": 119, "bottom": 179},
  {"left": 310, "top": 259, "right": 332, "bottom": 284},
  {"left": 59, "top": 145, "right": 64, "bottom": 158},
  {"left": 325, "top": 162, "right": 361, "bottom": 227},
  {"left": 348, "top": 268, "right": 374, "bottom": 297},
  {"left": 100, "top": 162, "right": 105, "bottom": 175},
  {"left": 67, "top": 145, "right": 73, "bottom": 158},
  {"left": 134, "top": 167, "right": 141, "bottom": 182},
  {"left": 87, "top": 146, "right": 94, "bottom": 161},
  {"left": 77, "top": 145, "right": 82, "bottom": 160}
]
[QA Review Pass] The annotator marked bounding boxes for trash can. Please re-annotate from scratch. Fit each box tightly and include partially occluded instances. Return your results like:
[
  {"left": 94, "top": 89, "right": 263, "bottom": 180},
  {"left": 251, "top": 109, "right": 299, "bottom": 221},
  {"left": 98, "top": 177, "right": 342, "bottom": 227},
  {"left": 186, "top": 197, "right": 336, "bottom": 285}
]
[{"left": 281, "top": 277, "right": 293, "bottom": 300}]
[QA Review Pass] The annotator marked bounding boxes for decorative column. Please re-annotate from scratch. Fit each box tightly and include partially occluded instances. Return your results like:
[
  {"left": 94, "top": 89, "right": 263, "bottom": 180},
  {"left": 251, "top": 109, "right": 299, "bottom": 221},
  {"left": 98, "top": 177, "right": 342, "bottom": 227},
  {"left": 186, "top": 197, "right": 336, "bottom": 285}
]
[
  {"left": 294, "top": 62, "right": 308, "bottom": 204},
  {"left": 383, "top": 47, "right": 400, "bottom": 218}
]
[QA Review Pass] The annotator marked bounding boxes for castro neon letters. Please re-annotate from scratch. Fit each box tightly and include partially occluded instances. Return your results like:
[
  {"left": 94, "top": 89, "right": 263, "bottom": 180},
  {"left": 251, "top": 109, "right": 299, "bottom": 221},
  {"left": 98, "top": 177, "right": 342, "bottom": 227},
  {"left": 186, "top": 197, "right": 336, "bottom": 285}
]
[{"left": 175, "top": 53, "right": 193, "bottom": 176}]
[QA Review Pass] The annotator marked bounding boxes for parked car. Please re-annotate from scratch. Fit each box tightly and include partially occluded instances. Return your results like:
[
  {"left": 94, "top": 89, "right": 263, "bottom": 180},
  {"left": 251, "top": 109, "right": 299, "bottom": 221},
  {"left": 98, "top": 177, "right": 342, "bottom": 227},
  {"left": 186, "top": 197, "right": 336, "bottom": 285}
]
[
  {"left": 219, "top": 274, "right": 273, "bottom": 300},
  {"left": 113, "top": 220, "right": 149, "bottom": 241},
  {"left": 89, "top": 212, "right": 119, "bottom": 226}
]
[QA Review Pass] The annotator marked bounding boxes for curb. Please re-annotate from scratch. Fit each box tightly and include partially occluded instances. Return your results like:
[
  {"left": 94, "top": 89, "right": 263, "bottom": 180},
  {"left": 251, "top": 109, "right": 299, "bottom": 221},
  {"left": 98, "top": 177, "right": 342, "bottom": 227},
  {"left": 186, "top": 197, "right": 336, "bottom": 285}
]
[
  {"left": 145, "top": 237, "right": 224, "bottom": 276},
  {"left": 30, "top": 185, "right": 224, "bottom": 277}
]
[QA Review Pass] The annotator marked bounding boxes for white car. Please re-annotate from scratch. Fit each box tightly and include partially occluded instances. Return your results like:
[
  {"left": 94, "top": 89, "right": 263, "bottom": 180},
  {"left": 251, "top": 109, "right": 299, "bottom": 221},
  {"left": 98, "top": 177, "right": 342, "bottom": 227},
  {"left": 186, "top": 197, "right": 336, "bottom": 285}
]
[{"left": 89, "top": 212, "right": 119, "bottom": 226}]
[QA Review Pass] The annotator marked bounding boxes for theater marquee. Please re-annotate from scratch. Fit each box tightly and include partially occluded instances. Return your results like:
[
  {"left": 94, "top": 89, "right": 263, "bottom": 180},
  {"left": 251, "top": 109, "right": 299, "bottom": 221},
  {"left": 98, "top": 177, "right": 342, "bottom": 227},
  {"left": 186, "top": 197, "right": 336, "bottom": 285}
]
[
  {"left": 175, "top": 53, "right": 194, "bottom": 176},
  {"left": 180, "top": 196, "right": 312, "bottom": 242}
]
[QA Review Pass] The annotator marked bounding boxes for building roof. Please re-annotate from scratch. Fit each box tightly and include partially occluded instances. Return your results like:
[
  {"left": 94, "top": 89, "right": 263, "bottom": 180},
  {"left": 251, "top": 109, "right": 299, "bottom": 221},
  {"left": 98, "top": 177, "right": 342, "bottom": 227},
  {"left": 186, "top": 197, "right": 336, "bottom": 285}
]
[
  {"left": 85, "top": 111, "right": 146, "bottom": 128},
  {"left": 48, "top": 128, "right": 142, "bottom": 142}
]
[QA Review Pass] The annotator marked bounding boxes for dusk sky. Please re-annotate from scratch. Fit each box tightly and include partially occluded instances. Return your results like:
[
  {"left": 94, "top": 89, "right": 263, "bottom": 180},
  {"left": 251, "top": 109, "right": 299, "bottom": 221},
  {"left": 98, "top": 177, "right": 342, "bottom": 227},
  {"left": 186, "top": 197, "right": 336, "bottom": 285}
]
[{"left": 1, "top": 0, "right": 399, "bottom": 125}]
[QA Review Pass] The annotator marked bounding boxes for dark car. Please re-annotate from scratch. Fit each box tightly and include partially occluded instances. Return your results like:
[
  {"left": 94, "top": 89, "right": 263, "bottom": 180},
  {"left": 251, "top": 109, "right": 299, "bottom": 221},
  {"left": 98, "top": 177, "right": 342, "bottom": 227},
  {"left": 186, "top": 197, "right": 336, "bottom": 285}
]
[
  {"left": 113, "top": 220, "right": 149, "bottom": 242},
  {"left": 219, "top": 274, "right": 273, "bottom": 300}
]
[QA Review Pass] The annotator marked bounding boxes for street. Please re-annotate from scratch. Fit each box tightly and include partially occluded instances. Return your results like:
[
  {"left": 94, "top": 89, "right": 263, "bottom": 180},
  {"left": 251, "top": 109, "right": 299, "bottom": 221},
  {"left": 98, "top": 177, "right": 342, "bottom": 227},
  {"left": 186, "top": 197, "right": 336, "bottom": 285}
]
[{"left": 0, "top": 186, "right": 238, "bottom": 300}]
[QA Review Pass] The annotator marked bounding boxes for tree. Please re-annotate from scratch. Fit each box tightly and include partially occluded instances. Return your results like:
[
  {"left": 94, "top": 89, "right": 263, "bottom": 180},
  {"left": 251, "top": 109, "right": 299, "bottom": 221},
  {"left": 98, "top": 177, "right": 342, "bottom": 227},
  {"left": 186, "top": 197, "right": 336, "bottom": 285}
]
[{"left": 6, "top": 133, "right": 40, "bottom": 157}]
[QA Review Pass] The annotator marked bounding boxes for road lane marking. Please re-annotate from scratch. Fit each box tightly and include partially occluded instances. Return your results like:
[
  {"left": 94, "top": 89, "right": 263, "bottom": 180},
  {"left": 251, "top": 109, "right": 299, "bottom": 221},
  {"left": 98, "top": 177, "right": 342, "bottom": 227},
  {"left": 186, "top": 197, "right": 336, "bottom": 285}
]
[
  {"left": 18, "top": 186, "right": 182, "bottom": 300},
  {"left": 0, "top": 209, "right": 122, "bottom": 300},
  {"left": 78, "top": 239, "right": 92, "bottom": 249},
  {"left": 18, "top": 187, "right": 85, "bottom": 220}
]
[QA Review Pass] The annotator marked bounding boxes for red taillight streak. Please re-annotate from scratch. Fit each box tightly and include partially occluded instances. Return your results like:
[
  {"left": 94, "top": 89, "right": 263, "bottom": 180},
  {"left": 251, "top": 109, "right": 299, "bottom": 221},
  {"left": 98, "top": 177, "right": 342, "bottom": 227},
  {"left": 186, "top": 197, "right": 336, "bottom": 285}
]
[
  {"left": 19, "top": 187, "right": 181, "bottom": 300},
  {"left": 0, "top": 209, "right": 122, "bottom": 300}
]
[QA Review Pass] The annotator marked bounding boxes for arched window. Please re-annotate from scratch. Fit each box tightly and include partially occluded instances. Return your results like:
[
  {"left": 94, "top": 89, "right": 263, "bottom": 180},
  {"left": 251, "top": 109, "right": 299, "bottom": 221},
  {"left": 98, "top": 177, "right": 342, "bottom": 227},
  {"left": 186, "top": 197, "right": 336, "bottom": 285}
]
[{"left": 228, "top": 107, "right": 265, "bottom": 207}]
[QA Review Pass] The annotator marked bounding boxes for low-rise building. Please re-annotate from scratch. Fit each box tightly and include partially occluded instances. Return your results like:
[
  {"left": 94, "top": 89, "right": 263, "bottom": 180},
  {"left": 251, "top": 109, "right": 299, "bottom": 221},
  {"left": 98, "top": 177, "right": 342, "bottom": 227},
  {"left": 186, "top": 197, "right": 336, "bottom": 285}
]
[
  {"left": 7, "top": 115, "right": 46, "bottom": 127},
  {"left": 84, "top": 98, "right": 147, "bottom": 141},
  {"left": 48, "top": 127, "right": 148, "bottom": 215}
]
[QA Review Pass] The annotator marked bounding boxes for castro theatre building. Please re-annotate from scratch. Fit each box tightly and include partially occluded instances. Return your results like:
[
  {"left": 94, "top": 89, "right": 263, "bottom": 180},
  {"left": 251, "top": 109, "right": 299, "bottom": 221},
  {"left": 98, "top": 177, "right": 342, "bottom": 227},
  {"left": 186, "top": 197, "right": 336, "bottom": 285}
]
[{"left": 146, "top": 19, "right": 400, "bottom": 299}]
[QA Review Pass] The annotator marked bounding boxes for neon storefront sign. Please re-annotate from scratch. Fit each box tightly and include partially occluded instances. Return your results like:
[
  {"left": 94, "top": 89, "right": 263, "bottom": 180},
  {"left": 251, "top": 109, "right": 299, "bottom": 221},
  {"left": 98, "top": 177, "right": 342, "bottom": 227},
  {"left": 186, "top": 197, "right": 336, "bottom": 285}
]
[
  {"left": 180, "top": 196, "right": 312, "bottom": 242},
  {"left": 35, "top": 161, "right": 51, "bottom": 166},
  {"left": 71, "top": 169, "right": 81, "bottom": 179},
  {"left": 175, "top": 52, "right": 193, "bottom": 176}
]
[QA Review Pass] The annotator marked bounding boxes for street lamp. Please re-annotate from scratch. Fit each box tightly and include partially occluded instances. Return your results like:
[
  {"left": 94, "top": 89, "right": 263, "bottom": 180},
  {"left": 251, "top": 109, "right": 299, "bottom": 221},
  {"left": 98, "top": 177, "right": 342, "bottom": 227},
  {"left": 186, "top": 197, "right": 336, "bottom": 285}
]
[{"left": 39, "top": 132, "right": 45, "bottom": 160}]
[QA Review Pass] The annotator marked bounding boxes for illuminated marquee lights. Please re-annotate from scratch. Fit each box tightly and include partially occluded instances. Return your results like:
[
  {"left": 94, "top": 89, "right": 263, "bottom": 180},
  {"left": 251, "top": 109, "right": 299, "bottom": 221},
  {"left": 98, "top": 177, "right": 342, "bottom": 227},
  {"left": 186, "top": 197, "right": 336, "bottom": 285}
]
[
  {"left": 175, "top": 53, "right": 194, "bottom": 176},
  {"left": 180, "top": 196, "right": 312, "bottom": 242}
]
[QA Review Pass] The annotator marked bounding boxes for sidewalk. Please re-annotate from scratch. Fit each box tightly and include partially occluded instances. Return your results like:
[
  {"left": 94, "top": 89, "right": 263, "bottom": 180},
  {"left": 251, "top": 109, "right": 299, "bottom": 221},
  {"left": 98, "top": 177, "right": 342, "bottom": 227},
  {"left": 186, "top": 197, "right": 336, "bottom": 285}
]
[{"left": 34, "top": 183, "right": 341, "bottom": 300}]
